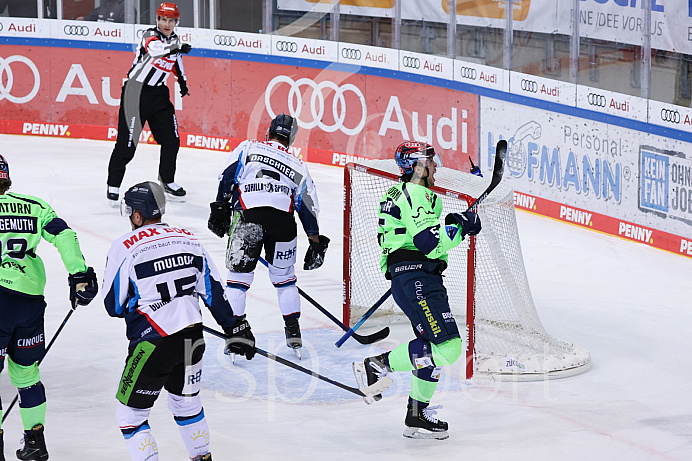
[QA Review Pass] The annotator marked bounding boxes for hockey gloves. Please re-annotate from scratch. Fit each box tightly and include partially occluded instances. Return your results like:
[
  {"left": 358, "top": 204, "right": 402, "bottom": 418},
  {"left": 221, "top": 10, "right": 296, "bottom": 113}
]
[
  {"left": 179, "top": 43, "right": 192, "bottom": 54},
  {"left": 208, "top": 202, "right": 232, "bottom": 238},
  {"left": 68, "top": 267, "right": 99, "bottom": 307},
  {"left": 223, "top": 316, "right": 256, "bottom": 360},
  {"left": 179, "top": 79, "right": 190, "bottom": 97},
  {"left": 303, "top": 235, "right": 330, "bottom": 270},
  {"left": 445, "top": 210, "right": 482, "bottom": 238}
]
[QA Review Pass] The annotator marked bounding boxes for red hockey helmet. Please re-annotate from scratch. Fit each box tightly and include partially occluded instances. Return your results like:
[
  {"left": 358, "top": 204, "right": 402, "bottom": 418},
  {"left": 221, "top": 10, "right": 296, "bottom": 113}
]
[{"left": 157, "top": 2, "right": 180, "bottom": 20}]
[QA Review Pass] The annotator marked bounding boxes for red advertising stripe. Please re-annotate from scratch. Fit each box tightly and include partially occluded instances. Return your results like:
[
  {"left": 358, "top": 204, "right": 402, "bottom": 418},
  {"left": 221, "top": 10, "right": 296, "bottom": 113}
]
[{"left": 513, "top": 191, "right": 692, "bottom": 259}]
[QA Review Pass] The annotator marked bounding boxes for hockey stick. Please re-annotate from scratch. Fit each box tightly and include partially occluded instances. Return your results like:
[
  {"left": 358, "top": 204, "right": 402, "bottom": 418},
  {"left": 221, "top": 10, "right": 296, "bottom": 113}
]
[
  {"left": 335, "top": 140, "right": 506, "bottom": 349},
  {"left": 466, "top": 139, "right": 507, "bottom": 212},
  {"left": 1, "top": 295, "right": 78, "bottom": 423},
  {"left": 335, "top": 289, "right": 392, "bottom": 348},
  {"left": 258, "top": 257, "right": 390, "bottom": 345},
  {"left": 202, "top": 325, "right": 388, "bottom": 399}
]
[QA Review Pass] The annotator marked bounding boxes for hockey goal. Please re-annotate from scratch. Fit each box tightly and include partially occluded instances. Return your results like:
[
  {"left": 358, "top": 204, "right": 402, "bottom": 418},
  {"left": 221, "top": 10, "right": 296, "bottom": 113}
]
[{"left": 343, "top": 160, "right": 591, "bottom": 381}]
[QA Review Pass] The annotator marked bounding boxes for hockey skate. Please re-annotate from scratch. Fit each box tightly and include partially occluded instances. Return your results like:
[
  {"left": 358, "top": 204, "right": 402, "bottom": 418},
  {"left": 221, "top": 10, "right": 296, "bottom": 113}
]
[
  {"left": 284, "top": 318, "right": 302, "bottom": 359},
  {"left": 191, "top": 453, "right": 212, "bottom": 461},
  {"left": 352, "top": 358, "right": 394, "bottom": 404},
  {"left": 161, "top": 181, "right": 187, "bottom": 202},
  {"left": 16, "top": 424, "right": 49, "bottom": 460},
  {"left": 403, "top": 402, "right": 449, "bottom": 440},
  {"left": 106, "top": 186, "right": 119, "bottom": 208}
]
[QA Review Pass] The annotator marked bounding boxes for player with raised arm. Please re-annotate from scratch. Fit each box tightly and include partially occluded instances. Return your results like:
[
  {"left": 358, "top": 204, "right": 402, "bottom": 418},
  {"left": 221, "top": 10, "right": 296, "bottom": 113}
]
[
  {"left": 0, "top": 154, "right": 98, "bottom": 460},
  {"left": 103, "top": 181, "right": 255, "bottom": 461},
  {"left": 106, "top": 2, "right": 191, "bottom": 205},
  {"left": 207, "top": 113, "right": 329, "bottom": 358},
  {"left": 352, "top": 142, "right": 481, "bottom": 439}
]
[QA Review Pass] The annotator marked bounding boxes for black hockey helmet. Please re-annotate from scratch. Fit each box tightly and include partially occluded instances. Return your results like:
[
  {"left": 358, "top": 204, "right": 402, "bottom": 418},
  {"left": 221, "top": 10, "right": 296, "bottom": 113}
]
[
  {"left": 268, "top": 113, "right": 298, "bottom": 146},
  {"left": 122, "top": 181, "right": 166, "bottom": 219}
]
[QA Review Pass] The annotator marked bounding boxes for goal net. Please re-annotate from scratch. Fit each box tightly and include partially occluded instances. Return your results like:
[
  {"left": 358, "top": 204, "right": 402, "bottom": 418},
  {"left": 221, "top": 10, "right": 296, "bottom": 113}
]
[{"left": 343, "top": 159, "right": 591, "bottom": 381}]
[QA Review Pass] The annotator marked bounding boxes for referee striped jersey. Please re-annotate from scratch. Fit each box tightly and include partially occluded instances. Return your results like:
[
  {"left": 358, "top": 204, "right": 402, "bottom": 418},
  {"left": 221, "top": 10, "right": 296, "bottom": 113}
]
[{"left": 127, "top": 27, "right": 187, "bottom": 87}]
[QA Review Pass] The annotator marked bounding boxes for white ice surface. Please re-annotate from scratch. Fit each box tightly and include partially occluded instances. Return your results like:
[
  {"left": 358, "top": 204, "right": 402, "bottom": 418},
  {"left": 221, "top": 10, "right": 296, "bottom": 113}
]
[{"left": 0, "top": 134, "right": 691, "bottom": 460}]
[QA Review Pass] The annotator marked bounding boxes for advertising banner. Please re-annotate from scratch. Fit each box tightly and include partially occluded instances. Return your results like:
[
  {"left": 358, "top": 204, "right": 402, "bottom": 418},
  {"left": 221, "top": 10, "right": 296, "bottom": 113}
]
[
  {"left": 0, "top": 44, "right": 479, "bottom": 172},
  {"left": 482, "top": 96, "right": 692, "bottom": 256},
  {"left": 278, "top": 0, "right": 692, "bottom": 54}
]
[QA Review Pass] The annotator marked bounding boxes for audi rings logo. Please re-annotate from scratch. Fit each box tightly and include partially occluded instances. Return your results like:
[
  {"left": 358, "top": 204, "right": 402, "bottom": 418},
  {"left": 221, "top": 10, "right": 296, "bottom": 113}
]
[
  {"left": 587, "top": 93, "right": 607, "bottom": 107},
  {"left": 521, "top": 79, "right": 538, "bottom": 93},
  {"left": 459, "top": 66, "right": 477, "bottom": 80},
  {"left": 0, "top": 55, "right": 41, "bottom": 104},
  {"left": 64, "top": 25, "right": 89, "bottom": 36},
  {"left": 660, "top": 108, "right": 681, "bottom": 124},
  {"left": 402, "top": 56, "right": 420, "bottom": 69},
  {"left": 0, "top": 23, "right": 3, "bottom": 32},
  {"left": 214, "top": 35, "right": 238, "bottom": 47},
  {"left": 341, "top": 48, "right": 361, "bottom": 60},
  {"left": 275, "top": 41, "right": 298, "bottom": 53},
  {"left": 265, "top": 75, "right": 367, "bottom": 136}
]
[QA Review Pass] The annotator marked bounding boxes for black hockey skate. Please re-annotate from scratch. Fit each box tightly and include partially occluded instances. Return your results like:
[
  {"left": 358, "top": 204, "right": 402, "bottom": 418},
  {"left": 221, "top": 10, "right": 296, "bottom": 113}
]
[
  {"left": 162, "top": 182, "right": 187, "bottom": 202},
  {"left": 284, "top": 318, "right": 302, "bottom": 359},
  {"left": 16, "top": 424, "right": 49, "bottom": 460},
  {"left": 364, "top": 353, "right": 391, "bottom": 402},
  {"left": 404, "top": 402, "right": 449, "bottom": 440},
  {"left": 106, "top": 186, "right": 119, "bottom": 208},
  {"left": 191, "top": 453, "right": 211, "bottom": 461}
]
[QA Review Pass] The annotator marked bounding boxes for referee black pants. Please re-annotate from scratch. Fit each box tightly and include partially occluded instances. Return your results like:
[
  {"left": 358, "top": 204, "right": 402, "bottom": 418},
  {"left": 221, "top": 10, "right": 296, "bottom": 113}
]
[{"left": 107, "top": 83, "right": 180, "bottom": 188}]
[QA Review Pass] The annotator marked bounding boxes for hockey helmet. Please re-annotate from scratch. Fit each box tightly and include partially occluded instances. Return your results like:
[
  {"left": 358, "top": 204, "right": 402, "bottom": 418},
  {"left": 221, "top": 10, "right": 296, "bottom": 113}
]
[
  {"left": 268, "top": 113, "right": 298, "bottom": 147},
  {"left": 0, "top": 154, "right": 9, "bottom": 180},
  {"left": 122, "top": 181, "right": 166, "bottom": 220},
  {"left": 157, "top": 2, "right": 180, "bottom": 19},
  {"left": 394, "top": 142, "right": 442, "bottom": 175}
]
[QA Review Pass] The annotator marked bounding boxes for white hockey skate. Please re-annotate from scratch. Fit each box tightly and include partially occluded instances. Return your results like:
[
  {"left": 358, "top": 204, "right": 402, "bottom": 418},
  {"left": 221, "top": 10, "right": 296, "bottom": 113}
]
[{"left": 352, "top": 361, "right": 394, "bottom": 404}]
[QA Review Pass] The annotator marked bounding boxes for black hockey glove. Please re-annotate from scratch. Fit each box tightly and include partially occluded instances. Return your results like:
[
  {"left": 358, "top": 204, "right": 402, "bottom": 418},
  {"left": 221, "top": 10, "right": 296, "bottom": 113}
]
[
  {"left": 68, "top": 267, "right": 99, "bottom": 307},
  {"left": 303, "top": 235, "right": 330, "bottom": 270},
  {"left": 445, "top": 211, "right": 482, "bottom": 238},
  {"left": 208, "top": 202, "right": 232, "bottom": 238},
  {"left": 179, "top": 79, "right": 190, "bottom": 97},
  {"left": 223, "top": 316, "right": 255, "bottom": 360},
  {"left": 179, "top": 43, "right": 192, "bottom": 54}
]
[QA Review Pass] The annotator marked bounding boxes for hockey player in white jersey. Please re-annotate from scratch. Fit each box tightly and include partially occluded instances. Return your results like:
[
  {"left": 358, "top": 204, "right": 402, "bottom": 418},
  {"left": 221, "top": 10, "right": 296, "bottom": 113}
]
[
  {"left": 103, "top": 181, "right": 255, "bottom": 461},
  {"left": 207, "top": 113, "right": 329, "bottom": 357}
]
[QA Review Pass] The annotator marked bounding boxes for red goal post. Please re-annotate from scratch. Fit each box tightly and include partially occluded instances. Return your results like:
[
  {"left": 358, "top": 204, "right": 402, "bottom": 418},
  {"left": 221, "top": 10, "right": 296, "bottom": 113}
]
[{"left": 343, "top": 160, "right": 591, "bottom": 381}]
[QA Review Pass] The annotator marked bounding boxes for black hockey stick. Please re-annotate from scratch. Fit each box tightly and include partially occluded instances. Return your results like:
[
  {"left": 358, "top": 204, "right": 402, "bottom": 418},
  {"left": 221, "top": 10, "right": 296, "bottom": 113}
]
[
  {"left": 2, "top": 296, "right": 77, "bottom": 423},
  {"left": 202, "top": 325, "right": 367, "bottom": 397},
  {"left": 258, "top": 257, "right": 390, "bottom": 345},
  {"left": 335, "top": 289, "right": 392, "bottom": 348},
  {"left": 466, "top": 139, "right": 507, "bottom": 212}
]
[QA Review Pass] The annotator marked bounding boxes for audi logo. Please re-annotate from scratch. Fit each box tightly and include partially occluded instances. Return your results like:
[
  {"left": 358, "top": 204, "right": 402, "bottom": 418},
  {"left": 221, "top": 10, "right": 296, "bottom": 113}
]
[
  {"left": 587, "top": 93, "right": 607, "bottom": 107},
  {"left": 660, "top": 108, "right": 681, "bottom": 124},
  {"left": 0, "top": 55, "right": 41, "bottom": 104},
  {"left": 275, "top": 41, "right": 298, "bottom": 53},
  {"left": 458, "top": 66, "right": 477, "bottom": 80},
  {"left": 402, "top": 56, "right": 420, "bottom": 69},
  {"left": 520, "top": 79, "right": 538, "bottom": 93},
  {"left": 0, "top": 23, "right": 3, "bottom": 32},
  {"left": 265, "top": 75, "right": 367, "bottom": 136},
  {"left": 214, "top": 35, "right": 237, "bottom": 47},
  {"left": 64, "top": 25, "right": 89, "bottom": 36},
  {"left": 341, "top": 48, "right": 361, "bottom": 60}
]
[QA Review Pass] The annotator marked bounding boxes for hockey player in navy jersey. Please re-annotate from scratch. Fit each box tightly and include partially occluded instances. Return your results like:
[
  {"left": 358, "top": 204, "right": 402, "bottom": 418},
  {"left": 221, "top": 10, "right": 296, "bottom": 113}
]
[
  {"left": 207, "top": 113, "right": 329, "bottom": 358},
  {"left": 103, "top": 181, "right": 255, "bottom": 461},
  {"left": 106, "top": 2, "right": 191, "bottom": 205}
]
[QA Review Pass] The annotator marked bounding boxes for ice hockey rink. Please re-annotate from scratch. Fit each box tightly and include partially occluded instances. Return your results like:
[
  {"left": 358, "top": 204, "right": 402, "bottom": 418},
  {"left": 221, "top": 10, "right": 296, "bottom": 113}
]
[{"left": 0, "top": 133, "right": 690, "bottom": 460}]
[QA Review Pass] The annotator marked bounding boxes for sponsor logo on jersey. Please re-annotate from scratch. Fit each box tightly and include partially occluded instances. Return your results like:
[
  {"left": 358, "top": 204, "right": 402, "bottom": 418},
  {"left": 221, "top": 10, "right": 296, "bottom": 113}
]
[
  {"left": 1, "top": 260, "right": 26, "bottom": 273},
  {"left": 0, "top": 203, "right": 31, "bottom": 214},
  {"left": 275, "top": 247, "right": 296, "bottom": 261},
  {"left": 242, "top": 182, "right": 291, "bottom": 195},
  {"left": 135, "top": 389, "right": 161, "bottom": 395},
  {"left": 187, "top": 369, "right": 202, "bottom": 384}
]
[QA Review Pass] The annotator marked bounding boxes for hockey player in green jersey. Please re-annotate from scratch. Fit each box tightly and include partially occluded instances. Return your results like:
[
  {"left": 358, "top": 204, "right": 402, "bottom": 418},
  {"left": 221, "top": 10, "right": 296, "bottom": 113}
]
[
  {"left": 354, "top": 142, "right": 481, "bottom": 439},
  {"left": 0, "top": 154, "right": 98, "bottom": 460}
]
